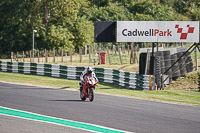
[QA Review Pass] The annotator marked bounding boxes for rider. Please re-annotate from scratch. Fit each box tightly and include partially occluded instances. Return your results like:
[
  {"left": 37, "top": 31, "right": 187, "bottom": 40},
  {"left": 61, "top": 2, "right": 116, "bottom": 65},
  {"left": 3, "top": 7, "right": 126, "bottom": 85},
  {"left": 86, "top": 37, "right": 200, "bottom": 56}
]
[{"left": 79, "top": 67, "right": 98, "bottom": 90}]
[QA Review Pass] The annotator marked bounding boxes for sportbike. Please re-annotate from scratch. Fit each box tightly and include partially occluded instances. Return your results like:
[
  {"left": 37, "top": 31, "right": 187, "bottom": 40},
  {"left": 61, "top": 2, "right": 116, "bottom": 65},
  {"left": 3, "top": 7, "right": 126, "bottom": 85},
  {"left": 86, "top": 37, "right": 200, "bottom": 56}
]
[{"left": 80, "top": 76, "right": 97, "bottom": 102}]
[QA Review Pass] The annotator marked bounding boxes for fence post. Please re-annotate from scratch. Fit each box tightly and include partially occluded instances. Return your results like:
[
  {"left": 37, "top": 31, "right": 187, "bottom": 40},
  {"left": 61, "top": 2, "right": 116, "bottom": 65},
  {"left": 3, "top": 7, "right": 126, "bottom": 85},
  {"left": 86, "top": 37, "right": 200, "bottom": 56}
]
[
  {"left": 133, "top": 45, "right": 136, "bottom": 64},
  {"left": 16, "top": 52, "right": 18, "bottom": 62},
  {"left": 130, "top": 43, "right": 134, "bottom": 64},
  {"left": 123, "top": 46, "right": 125, "bottom": 54},
  {"left": 98, "top": 47, "right": 101, "bottom": 65},
  {"left": 107, "top": 46, "right": 111, "bottom": 65},
  {"left": 23, "top": 51, "right": 25, "bottom": 62},
  {"left": 133, "top": 44, "right": 138, "bottom": 63},
  {"left": 11, "top": 52, "right": 13, "bottom": 62},
  {"left": 30, "top": 50, "right": 32, "bottom": 62},
  {"left": 89, "top": 46, "right": 91, "bottom": 63},
  {"left": 118, "top": 46, "right": 123, "bottom": 65},
  {"left": 38, "top": 50, "right": 40, "bottom": 63},
  {"left": 135, "top": 45, "right": 139, "bottom": 63},
  {"left": 61, "top": 48, "right": 63, "bottom": 62},
  {"left": 53, "top": 48, "right": 55, "bottom": 63},
  {"left": 41, "top": 50, "right": 43, "bottom": 63},
  {"left": 114, "top": 45, "right": 117, "bottom": 54},
  {"left": 45, "top": 49, "right": 48, "bottom": 63},
  {"left": 79, "top": 47, "right": 82, "bottom": 63},
  {"left": 113, "top": 45, "right": 115, "bottom": 54},
  {"left": 70, "top": 47, "right": 72, "bottom": 62}
]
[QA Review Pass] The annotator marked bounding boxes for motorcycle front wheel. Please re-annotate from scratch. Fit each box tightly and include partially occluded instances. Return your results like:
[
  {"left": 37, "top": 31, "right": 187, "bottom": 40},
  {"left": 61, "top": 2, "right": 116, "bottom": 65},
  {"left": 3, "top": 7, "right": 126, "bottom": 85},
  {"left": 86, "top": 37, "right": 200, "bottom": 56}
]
[
  {"left": 89, "top": 88, "right": 94, "bottom": 102},
  {"left": 80, "top": 88, "right": 86, "bottom": 101}
]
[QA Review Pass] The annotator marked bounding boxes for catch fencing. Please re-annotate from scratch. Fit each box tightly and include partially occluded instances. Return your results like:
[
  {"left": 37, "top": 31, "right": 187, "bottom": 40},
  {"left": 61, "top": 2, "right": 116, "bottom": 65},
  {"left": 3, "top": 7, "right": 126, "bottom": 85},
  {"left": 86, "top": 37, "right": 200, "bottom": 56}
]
[{"left": 0, "top": 60, "right": 154, "bottom": 90}]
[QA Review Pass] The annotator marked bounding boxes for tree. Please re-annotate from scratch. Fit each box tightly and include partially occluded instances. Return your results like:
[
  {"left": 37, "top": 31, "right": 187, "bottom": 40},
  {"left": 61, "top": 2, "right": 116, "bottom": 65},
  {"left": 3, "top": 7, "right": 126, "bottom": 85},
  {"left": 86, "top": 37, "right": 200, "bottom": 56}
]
[
  {"left": 129, "top": 1, "right": 190, "bottom": 21},
  {"left": 85, "top": 3, "right": 135, "bottom": 21},
  {"left": 0, "top": 0, "right": 198, "bottom": 57},
  {"left": 73, "top": 16, "right": 94, "bottom": 48}
]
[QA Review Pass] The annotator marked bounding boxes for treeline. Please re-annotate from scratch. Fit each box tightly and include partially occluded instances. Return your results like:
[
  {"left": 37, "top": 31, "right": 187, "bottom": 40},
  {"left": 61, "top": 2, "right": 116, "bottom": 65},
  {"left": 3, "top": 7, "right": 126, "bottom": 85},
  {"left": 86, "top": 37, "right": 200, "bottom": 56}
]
[{"left": 0, "top": 0, "right": 199, "bottom": 56}]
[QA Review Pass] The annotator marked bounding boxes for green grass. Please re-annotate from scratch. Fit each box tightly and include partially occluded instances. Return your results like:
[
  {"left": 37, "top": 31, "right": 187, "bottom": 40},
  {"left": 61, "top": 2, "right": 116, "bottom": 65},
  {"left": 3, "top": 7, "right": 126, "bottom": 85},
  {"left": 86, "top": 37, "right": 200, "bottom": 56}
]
[{"left": 0, "top": 71, "right": 200, "bottom": 105}]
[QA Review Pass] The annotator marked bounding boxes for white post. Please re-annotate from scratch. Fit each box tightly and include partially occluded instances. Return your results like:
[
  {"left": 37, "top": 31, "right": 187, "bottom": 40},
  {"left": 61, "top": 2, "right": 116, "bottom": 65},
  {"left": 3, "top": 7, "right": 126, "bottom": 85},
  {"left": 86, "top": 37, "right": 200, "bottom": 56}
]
[
  {"left": 145, "top": 49, "right": 151, "bottom": 75},
  {"left": 33, "top": 30, "right": 37, "bottom": 63}
]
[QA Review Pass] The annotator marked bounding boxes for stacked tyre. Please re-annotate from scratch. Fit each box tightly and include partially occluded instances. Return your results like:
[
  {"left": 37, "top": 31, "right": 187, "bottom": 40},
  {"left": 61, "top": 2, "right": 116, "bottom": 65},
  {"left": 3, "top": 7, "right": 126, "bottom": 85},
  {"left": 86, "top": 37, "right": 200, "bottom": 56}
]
[
  {"left": 158, "top": 52, "right": 165, "bottom": 74},
  {"left": 170, "top": 54, "right": 181, "bottom": 79},
  {"left": 177, "top": 52, "right": 187, "bottom": 76},
  {"left": 163, "top": 51, "right": 172, "bottom": 83},
  {"left": 155, "top": 56, "right": 161, "bottom": 89},
  {"left": 185, "top": 52, "right": 193, "bottom": 73}
]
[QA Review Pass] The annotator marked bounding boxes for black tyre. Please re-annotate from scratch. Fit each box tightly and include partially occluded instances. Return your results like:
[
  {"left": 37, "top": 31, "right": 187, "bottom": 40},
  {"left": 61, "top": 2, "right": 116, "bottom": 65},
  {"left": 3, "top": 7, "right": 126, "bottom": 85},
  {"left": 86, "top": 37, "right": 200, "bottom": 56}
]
[
  {"left": 186, "top": 62, "right": 194, "bottom": 73},
  {"left": 89, "top": 88, "right": 94, "bottom": 102},
  {"left": 163, "top": 50, "right": 170, "bottom": 56},
  {"left": 157, "top": 51, "right": 163, "bottom": 56},
  {"left": 185, "top": 52, "right": 192, "bottom": 63},
  {"left": 170, "top": 54, "right": 181, "bottom": 78},
  {"left": 177, "top": 52, "right": 187, "bottom": 76},
  {"left": 80, "top": 88, "right": 86, "bottom": 101},
  {"left": 155, "top": 56, "right": 161, "bottom": 89},
  {"left": 159, "top": 56, "right": 165, "bottom": 74}
]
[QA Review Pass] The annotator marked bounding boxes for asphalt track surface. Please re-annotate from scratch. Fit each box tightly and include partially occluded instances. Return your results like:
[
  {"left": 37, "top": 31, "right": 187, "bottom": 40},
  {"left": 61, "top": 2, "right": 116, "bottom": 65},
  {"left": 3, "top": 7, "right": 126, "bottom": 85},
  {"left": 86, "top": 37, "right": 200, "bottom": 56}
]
[
  {"left": 0, "top": 115, "right": 89, "bottom": 133},
  {"left": 0, "top": 82, "right": 200, "bottom": 133}
]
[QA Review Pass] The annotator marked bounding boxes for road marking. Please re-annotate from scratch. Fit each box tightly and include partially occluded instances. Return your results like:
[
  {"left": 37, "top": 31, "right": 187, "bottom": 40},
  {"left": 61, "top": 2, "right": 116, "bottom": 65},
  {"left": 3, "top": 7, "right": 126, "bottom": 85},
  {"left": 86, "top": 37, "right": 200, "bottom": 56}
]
[{"left": 0, "top": 106, "right": 132, "bottom": 133}]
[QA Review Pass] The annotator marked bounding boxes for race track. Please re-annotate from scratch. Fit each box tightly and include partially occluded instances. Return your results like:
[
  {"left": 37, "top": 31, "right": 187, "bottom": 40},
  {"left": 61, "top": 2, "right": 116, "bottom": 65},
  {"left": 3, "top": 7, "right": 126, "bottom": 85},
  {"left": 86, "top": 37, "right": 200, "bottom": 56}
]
[{"left": 0, "top": 82, "right": 199, "bottom": 133}]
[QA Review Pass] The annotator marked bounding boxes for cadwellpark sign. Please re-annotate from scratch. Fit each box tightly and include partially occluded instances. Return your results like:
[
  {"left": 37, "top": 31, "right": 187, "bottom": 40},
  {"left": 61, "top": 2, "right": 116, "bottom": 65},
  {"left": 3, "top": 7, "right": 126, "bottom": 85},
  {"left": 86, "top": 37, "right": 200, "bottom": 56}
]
[{"left": 117, "top": 21, "right": 199, "bottom": 43}]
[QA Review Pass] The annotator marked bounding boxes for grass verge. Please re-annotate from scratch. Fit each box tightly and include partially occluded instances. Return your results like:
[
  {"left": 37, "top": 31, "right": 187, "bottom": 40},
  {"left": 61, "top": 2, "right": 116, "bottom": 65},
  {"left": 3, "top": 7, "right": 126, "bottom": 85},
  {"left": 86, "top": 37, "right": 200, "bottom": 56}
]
[{"left": 0, "top": 71, "right": 199, "bottom": 106}]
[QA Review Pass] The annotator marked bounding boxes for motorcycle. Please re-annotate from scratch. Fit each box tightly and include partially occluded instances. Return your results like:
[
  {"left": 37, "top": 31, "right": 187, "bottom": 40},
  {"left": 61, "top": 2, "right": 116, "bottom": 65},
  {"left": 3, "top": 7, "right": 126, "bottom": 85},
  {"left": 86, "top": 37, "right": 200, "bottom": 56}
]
[{"left": 80, "top": 76, "right": 97, "bottom": 102}]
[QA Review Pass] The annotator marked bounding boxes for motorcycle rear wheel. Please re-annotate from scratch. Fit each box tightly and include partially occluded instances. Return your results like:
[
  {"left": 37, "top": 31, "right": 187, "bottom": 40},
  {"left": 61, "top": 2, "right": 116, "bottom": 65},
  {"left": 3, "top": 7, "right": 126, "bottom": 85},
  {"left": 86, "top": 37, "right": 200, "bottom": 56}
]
[{"left": 89, "top": 88, "right": 94, "bottom": 102}]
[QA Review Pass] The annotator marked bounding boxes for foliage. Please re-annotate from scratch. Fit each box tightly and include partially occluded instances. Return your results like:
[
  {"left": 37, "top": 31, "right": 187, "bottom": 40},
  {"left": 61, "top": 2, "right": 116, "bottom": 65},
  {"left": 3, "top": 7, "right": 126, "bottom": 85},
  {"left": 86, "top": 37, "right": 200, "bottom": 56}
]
[
  {"left": 73, "top": 16, "right": 94, "bottom": 48},
  {"left": 129, "top": 1, "right": 191, "bottom": 21},
  {"left": 0, "top": 0, "right": 199, "bottom": 56},
  {"left": 85, "top": 3, "right": 135, "bottom": 21}
]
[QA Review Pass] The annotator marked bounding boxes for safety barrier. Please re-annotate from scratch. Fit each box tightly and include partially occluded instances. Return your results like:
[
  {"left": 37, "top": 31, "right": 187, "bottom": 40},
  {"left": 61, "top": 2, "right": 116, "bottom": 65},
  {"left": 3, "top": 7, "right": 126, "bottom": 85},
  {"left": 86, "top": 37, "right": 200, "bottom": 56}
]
[{"left": 0, "top": 61, "right": 154, "bottom": 90}]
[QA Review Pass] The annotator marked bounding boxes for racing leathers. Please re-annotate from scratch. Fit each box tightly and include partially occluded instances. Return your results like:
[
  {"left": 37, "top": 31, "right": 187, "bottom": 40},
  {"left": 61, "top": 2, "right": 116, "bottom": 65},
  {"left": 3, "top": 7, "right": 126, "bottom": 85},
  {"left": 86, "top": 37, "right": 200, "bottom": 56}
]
[{"left": 79, "top": 69, "right": 98, "bottom": 89}]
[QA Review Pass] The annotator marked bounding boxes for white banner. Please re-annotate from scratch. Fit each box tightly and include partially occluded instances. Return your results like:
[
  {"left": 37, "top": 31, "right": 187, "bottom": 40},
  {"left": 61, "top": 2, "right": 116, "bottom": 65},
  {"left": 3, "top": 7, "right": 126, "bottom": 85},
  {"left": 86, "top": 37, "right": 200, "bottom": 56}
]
[{"left": 117, "top": 21, "right": 199, "bottom": 42}]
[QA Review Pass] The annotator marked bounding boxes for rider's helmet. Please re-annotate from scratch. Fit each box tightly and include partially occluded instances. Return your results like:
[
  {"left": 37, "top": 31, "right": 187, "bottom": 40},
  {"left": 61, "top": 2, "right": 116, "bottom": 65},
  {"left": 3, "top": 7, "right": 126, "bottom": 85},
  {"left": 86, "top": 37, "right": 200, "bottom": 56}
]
[{"left": 87, "top": 67, "right": 93, "bottom": 74}]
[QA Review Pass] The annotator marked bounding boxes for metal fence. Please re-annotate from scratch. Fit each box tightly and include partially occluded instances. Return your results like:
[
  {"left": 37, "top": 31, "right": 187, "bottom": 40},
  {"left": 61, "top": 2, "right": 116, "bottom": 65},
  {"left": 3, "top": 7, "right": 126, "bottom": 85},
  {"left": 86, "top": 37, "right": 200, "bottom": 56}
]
[{"left": 0, "top": 60, "right": 154, "bottom": 90}]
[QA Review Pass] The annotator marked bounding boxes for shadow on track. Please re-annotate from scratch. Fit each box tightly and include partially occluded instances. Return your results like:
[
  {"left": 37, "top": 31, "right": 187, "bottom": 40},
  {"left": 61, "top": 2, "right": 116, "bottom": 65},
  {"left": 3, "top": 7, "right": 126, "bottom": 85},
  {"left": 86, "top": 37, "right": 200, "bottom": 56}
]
[{"left": 48, "top": 100, "right": 88, "bottom": 102}]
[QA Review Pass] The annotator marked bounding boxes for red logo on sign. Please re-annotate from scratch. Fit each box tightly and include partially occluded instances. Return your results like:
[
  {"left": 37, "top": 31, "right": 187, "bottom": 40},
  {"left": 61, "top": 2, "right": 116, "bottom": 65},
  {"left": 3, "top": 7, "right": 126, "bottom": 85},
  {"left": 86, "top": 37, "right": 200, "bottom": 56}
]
[{"left": 175, "top": 25, "right": 194, "bottom": 39}]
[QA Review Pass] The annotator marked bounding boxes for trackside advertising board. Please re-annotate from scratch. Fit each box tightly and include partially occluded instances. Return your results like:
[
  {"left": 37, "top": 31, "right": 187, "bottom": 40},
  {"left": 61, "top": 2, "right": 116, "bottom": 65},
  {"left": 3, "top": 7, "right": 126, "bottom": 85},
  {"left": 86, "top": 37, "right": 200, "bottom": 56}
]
[{"left": 117, "top": 21, "right": 199, "bottom": 42}]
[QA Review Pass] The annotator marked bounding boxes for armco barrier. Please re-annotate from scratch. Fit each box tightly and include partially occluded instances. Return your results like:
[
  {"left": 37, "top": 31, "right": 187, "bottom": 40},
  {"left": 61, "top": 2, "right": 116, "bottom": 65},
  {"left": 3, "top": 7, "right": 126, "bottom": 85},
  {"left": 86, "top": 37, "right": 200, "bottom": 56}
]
[{"left": 0, "top": 61, "right": 154, "bottom": 90}]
